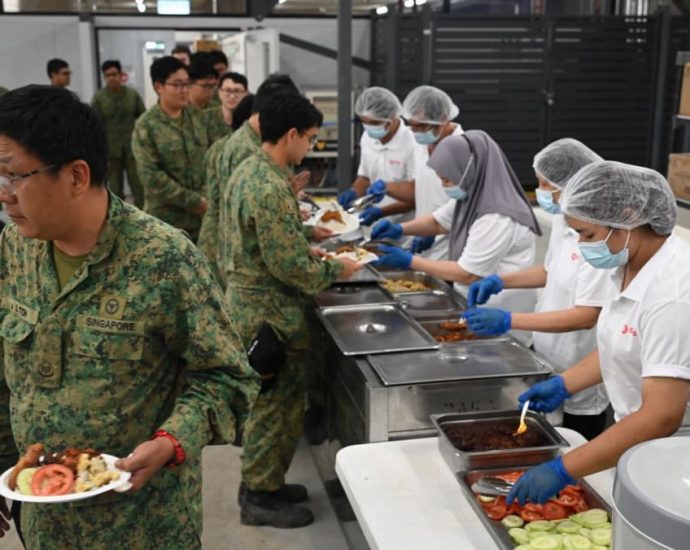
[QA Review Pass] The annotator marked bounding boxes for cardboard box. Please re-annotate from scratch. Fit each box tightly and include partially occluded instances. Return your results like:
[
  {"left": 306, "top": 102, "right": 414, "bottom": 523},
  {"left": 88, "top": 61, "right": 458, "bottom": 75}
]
[
  {"left": 194, "top": 39, "right": 220, "bottom": 52},
  {"left": 679, "top": 64, "right": 690, "bottom": 116},
  {"left": 667, "top": 153, "right": 690, "bottom": 201}
]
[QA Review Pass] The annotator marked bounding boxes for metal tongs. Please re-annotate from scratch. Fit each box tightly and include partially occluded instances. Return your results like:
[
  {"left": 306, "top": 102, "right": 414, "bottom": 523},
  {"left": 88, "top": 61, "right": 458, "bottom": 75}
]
[
  {"left": 347, "top": 194, "right": 379, "bottom": 214},
  {"left": 471, "top": 476, "right": 514, "bottom": 497}
]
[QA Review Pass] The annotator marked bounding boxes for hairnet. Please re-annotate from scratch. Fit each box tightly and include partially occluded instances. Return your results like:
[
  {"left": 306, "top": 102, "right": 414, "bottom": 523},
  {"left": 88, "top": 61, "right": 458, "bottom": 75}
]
[
  {"left": 560, "top": 160, "right": 677, "bottom": 236},
  {"left": 402, "top": 85, "right": 459, "bottom": 125},
  {"left": 533, "top": 138, "right": 603, "bottom": 189},
  {"left": 355, "top": 87, "right": 402, "bottom": 121}
]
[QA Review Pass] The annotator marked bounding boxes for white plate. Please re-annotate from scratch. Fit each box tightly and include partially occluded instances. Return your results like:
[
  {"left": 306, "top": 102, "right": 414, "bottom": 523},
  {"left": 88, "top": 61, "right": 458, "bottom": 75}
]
[
  {"left": 335, "top": 250, "right": 378, "bottom": 264},
  {"left": 0, "top": 454, "right": 131, "bottom": 503},
  {"left": 315, "top": 202, "right": 360, "bottom": 235}
]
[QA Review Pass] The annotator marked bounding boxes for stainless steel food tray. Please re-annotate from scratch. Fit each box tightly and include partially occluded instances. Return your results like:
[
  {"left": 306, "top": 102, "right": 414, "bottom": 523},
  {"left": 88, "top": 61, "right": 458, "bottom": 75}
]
[
  {"left": 316, "top": 304, "right": 440, "bottom": 356},
  {"left": 334, "top": 263, "right": 383, "bottom": 284},
  {"left": 459, "top": 466, "right": 611, "bottom": 550},
  {"left": 379, "top": 270, "right": 450, "bottom": 293},
  {"left": 432, "top": 410, "right": 568, "bottom": 473},
  {"left": 314, "top": 284, "right": 397, "bottom": 308},
  {"left": 395, "top": 290, "right": 464, "bottom": 319}
]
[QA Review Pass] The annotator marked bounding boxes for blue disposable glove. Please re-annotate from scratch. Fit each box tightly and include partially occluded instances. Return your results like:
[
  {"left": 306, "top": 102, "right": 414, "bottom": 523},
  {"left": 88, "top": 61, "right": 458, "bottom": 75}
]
[
  {"left": 338, "top": 189, "right": 358, "bottom": 208},
  {"left": 462, "top": 307, "right": 511, "bottom": 336},
  {"left": 366, "top": 179, "right": 386, "bottom": 203},
  {"left": 518, "top": 375, "right": 572, "bottom": 413},
  {"left": 371, "top": 245, "right": 413, "bottom": 270},
  {"left": 410, "top": 236, "right": 435, "bottom": 254},
  {"left": 371, "top": 219, "right": 403, "bottom": 240},
  {"left": 506, "top": 456, "right": 576, "bottom": 506},
  {"left": 359, "top": 206, "right": 383, "bottom": 226},
  {"left": 466, "top": 274, "right": 504, "bottom": 307}
]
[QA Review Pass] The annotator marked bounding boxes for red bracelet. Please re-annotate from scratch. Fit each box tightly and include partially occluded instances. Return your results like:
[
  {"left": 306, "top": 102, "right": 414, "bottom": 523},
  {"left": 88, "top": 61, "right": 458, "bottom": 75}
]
[{"left": 152, "top": 430, "right": 186, "bottom": 468}]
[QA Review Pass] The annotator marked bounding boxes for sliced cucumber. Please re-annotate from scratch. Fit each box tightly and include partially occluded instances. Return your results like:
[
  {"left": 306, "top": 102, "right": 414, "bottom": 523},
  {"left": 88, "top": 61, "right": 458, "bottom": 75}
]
[
  {"left": 591, "top": 546, "right": 608, "bottom": 550},
  {"left": 501, "top": 514, "right": 524, "bottom": 529},
  {"left": 590, "top": 528, "right": 612, "bottom": 547},
  {"left": 508, "top": 527, "right": 530, "bottom": 545},
  {"left": 513, "top": 545, "right": 532, "bottom": 550},
  {"left": 530, "top": 530, "right": 552, "bottom": 540},
  {"left": 562, "top": 534, "right": 593, "bottom": 550},
  {"left": 556, "top": 520, "right": 580, "bottom": 535},
  {"left": 16, "top": 467, "right": 37, "bottom": 495},
  {"left": 578, "top": 528, "right": 592, "bottom": 540},
  {"left": 571, "top": 509, "right": 609, "bottom": 529},
  {"left": 529, "top": 535, "right": 563, "bottom": 550},
  {"left": 525, "top": 520, "right": 555, "bottom": 532},
  {"left": 478, "top": 494, "right": 495, "bottom": 503}
]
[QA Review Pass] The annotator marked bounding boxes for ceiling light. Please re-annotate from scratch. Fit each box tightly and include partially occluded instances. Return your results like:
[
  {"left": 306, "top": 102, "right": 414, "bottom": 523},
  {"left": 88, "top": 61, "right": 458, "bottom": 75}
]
[
  {"left": 404, "top": 0, "right": 414, "bottom": 7},
  {"left": 416, "top": 0, "right": 427, "bottom": 4},
  {"left": 135, "top": 0, "right": 146, "bottom": 13},
  {"left": 278, "top": 0, "right": 287, "bottom": 3},
  {"left": 375, "top": 5, "right": 388, "bottom": 14}
]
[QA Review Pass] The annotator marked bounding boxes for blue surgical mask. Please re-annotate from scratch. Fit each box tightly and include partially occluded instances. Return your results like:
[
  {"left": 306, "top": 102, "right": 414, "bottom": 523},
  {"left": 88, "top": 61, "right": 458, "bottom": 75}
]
[
  {"left": 444, "top": 186, "right": 468, "bottom": 200},
  {"left": 414, "top": 128, "right": 439, "bottom": 145},
  {"left": 536, "top": 188, "right": 561, "bottom": 215},
  {"left": 578, "top": 229, "right": 630, "bottom": 269},
  {"left": 363, "top": 123, "right": 388, "bottom": 141}
]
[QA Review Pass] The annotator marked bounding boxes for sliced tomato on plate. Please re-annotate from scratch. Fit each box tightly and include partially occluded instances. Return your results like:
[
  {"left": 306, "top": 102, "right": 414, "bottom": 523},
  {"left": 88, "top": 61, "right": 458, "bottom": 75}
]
[
  {"left": 486, "top": 503, "right": 508, "bottom": 521},
  {"left": 508, "top": 501, "right": 523, "bottom": 515},
  {"left": 571, "top": 499, "right": 589, "bottom": 512},
  {"left": 520, "top": 503, "right": 544, "bottom": 522},
  {"left": 554, "top": 492, "right": 581, "bottom": 508},
  {"left": 30, "top": 464, "right": 75, "bottom": 496},
  {"left": 542, "top": 501, "right": 568, "bottom": 520}
]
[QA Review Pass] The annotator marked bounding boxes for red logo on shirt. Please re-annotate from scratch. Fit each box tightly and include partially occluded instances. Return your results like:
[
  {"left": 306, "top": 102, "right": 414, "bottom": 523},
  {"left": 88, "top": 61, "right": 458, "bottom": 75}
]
[
  {"left": 389, "top": 159, "right": 402, "bottom": 165},
  {"left": 570, "top": 252, "right": 581, "bottom": 261},
  {"left": 621, "top": 325, "right": 638, "bottom": 336}
]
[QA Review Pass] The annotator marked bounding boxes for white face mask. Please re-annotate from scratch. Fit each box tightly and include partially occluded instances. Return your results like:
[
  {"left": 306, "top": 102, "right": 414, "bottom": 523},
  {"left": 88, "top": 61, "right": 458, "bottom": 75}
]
[
  {"left": 363, "top": 123, "right": 388, "bottom": 140},
  {"left": 442, "top": 154, "right": 474, "bottom": 201}
]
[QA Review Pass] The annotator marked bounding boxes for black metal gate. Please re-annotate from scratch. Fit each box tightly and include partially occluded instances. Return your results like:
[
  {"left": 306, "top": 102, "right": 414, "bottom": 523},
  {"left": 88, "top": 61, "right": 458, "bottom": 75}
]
[{"left": 371, "top": 12, "right": 690, "bottom": 188}]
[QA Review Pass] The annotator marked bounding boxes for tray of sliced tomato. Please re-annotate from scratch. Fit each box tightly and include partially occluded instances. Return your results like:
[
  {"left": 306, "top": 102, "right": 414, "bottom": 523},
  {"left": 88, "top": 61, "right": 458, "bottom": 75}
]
[{"left": 458, "top": 466, "right": 611, "bottom": 550}]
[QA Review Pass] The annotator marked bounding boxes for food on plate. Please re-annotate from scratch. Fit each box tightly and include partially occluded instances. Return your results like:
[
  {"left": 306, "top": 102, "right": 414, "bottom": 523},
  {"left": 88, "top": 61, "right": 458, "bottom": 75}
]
[
  {"left": 434, "top": 319, "right": 480, "bottom": 342},
  {"left": 444, "top": 422, "right": 548, "bottom": 452},
  {"left": 335, "top": 245, "right": 355, "bottom": 254},
  {"left": 320, "top": 209, "right": 345, "bottom": 225},
  {"left": 381, "top": 279, "right": 431, "bottom": 293},
  {"left": 6, "top": 443, "right": 121, "bottom": 496},
  {"left": 472, "top": 470, "right": 613, "bottom": 549},
  {"left": 438, "top": 320, "right": 467, "bottom": 331}
]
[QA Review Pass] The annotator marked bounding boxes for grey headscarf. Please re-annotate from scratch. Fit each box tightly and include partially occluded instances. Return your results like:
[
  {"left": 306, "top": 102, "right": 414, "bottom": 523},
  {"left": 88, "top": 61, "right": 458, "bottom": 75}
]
[{"left": 427, "top": 130, "right": 541, "bottom": 261}]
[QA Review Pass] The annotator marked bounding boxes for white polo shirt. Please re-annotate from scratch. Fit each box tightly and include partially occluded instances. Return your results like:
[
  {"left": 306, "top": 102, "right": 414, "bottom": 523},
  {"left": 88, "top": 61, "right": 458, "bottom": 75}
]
[
  {"left": 597, "top": 234, "right": 690, "bottom": 424},
  {"left": 413, "top": 124, "right": 464, "bottom": 260},
  {"left": 533, "top": 214, "right": 616, "bottom": 416},
  {"left": 434, "top": 203, "right": 537, "bottom": 345}
]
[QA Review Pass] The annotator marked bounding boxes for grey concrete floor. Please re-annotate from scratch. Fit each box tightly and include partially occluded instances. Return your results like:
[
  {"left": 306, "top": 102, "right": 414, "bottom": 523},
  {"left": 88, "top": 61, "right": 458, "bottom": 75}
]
[{"left": 2, "top": 440, "right": 350, "bottom": 550}]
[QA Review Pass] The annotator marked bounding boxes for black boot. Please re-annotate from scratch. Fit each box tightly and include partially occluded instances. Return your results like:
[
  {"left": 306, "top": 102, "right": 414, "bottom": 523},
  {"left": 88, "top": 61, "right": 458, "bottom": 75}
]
[
  {"left": 238, "top": 482, "right": 309, "bottom": 505},
  {"left": 241, "top": 488, "right": 314, "bottom": 528},
  {"left": 303, "top": 405, "right": 327, "bottom": 445}
]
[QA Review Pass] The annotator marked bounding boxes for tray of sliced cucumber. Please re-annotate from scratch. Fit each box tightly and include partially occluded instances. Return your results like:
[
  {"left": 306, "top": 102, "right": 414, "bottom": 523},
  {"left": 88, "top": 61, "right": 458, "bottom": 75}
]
[{"left": 459, "top": 466, "right": 613, "bottom": 550}]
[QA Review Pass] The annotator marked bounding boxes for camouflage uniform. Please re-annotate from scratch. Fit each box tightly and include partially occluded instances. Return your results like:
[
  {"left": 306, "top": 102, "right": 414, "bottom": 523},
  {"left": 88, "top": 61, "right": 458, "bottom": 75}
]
[
  {"left": 91, "top": 86, "right": 146, "bottom": 207},
  {"left": 203, "top": 106, "right": 232, "bottom": 143},
  {"left": 219, "top": 149, "right": 342, "bottom": 491},
  {"left": 0, "top": 86, "right": 9, "bottom": 97},
  {"left": 0, "top": 194, "right": 260, "bottom": 549},
  {"left": 132, "top": 104, "right": 211, "bottom": 242}
]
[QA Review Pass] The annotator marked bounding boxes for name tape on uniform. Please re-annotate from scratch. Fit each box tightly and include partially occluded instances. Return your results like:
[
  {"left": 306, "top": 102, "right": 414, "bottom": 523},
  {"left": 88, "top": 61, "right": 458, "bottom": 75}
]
[
  {"left": 76, "top": 315, "right": 144, "bottom": 335},
  {"left": 5, "top": 298, "right": 39, "bottom": 324}
]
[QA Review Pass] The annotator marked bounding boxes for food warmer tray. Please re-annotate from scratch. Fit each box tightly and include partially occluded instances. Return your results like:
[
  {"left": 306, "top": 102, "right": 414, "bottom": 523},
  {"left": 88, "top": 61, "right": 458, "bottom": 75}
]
[
  {"left": 432, "top": 410, "right": 569, "bottom": 473},
  {"left": 459, "top": 466, "right": 611, "bottom": 550},
  {"left": 378, "top": 270, "right": 450, "bottom": 293},
  {"left": 316, "top": 304, "right": 440, "bottom": 356},
  {"left": 334, "top": 263, "right": 384, "bottom": 284},
  {"left": 396, "top": 290, "right": 464, "bottom": 319},
  {"left": 367, "top": 339, "right": 553, "bottom": 386},
  {"left": 314, "top": 284, "right": 397, "bottom": 308}
]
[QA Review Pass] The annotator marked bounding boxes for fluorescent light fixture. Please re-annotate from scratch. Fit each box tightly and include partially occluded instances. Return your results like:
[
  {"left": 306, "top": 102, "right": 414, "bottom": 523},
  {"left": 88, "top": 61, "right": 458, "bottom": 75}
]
[
  {"left": 404, "top": 0, "right": 414, "bottom": 6},
  {"left": 157, "top": 0, "right": 190, "bottom": 15},
  {"left": 278, "top": 0, "right": 288, "bottom": 3},
  {"left": 375, "top": 5, "right": 388, "bottom": 14},
  {"left": 416, "top": 0, "right": 427, "bottom": 4}
]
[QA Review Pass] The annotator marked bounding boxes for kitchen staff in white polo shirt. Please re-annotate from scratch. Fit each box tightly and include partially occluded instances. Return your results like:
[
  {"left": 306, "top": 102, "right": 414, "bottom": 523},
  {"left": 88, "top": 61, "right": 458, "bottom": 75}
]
[
  {"left": 506, "top": 160, "right": 690, "bottom": 506},
  {"left": 464, "top": 139, "right": 615, "bottom": 440},
  {"left": 337, "top": 87, "right": 415, "bottom": 226},
  {"left": 371, "top": 131, "right": 540, "bottom": 344},
  {"left": 368, "top": 85, "right": 463, "bottom": 259}
]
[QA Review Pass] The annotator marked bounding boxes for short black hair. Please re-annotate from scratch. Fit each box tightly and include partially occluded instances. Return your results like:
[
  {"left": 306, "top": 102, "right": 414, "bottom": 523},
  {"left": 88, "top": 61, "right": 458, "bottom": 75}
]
[
  {"left": 232, "top": 93, "right": 254, "bottom": 131},
  {"left": 46, "top": 58, "right": 69, "bottom": 77},
  {"left": 150, "top": 56, "right": 187, "bottom": 85},
  {"left": 171, "top": 44, "right": 192, "bottom": 57},
  {"left": 252, "top": 73, "right": 299, "bottom": 114},
  {"left": 0, "top": 85, "right": 107, "bottom": 186},
  {"left": 101, "top": 60, "right": 122, "bottom": 73},
  {"left": 259, "top": 91, "right": 322, "bottom": 144},
  {"left": 188, "top": 58, "right": 218, "bottom": 81},
  {"left": 219, "top": 72, "right": 248, "bottom": 90},
  {"left": 208, "top": 50, "right": 228, "bottom": 67}
]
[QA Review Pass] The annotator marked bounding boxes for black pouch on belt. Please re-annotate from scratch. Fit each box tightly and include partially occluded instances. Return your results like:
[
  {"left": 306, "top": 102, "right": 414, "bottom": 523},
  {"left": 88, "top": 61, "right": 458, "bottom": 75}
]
[{"left": 247, "top": 322, "right": 286, "bottom": 393}]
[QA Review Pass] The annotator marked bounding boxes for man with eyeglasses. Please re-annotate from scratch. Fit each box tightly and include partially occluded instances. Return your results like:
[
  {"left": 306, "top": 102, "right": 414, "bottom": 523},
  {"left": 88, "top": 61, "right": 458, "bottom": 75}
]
[
  {"left": 187, "top": 57, "right": 219, "bottom": 112},
  {"left": 0, "top": 84, "right": 260, "bottom": 549},
  {"left": 91, "top": 59, "right": 146, "bottom": 208},
  {"left": 47, "top": 58, "right": 71, "bottom": 89},
  {"left": 219, "top": 90, "right": 360, "bottom": 529},
  {"left": 132, "top": 56, "right": 212, "bottom": 243},
  {"left": 203, "top": 71, "right": 248, "bottom": 143}
]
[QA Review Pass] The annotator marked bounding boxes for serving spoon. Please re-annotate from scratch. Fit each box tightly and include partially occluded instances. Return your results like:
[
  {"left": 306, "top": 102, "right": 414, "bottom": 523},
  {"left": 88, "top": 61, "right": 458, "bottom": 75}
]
[{"left": 513, "top": 400, "right": 530, "bottom": 436}]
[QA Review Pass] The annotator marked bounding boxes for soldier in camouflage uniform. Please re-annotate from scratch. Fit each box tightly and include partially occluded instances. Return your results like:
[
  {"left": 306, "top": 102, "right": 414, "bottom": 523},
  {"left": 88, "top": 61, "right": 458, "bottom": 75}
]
[
  {"left": 0, "top": 86, "right": 9, "bottom": 96},
  {"left": 0, "top": 85, "right": 260, "bottom": 549},
  {"left": 132, "top": 56, "right": 211, "bottom": 243},
  {"left": 219, "top": 90, "right": 360, "bottom": 528},
  {"left": 91, "top": 60, "right": 146, "bottom": 207}
]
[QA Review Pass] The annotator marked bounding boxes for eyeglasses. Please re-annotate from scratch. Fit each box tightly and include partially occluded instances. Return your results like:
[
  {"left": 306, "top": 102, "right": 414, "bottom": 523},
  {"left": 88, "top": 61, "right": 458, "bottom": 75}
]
[
  {"left": 164, "top": 81, "right": 192, "bottom": 90},
  {"left": 219, "top": 88, "right": 247, "bottom": 97},
  {"left": 0, "top": 164, "right": 57, "bottom": 196},
  {"left": 300, "top": 133, "right": 319, "bottom": 147}
]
